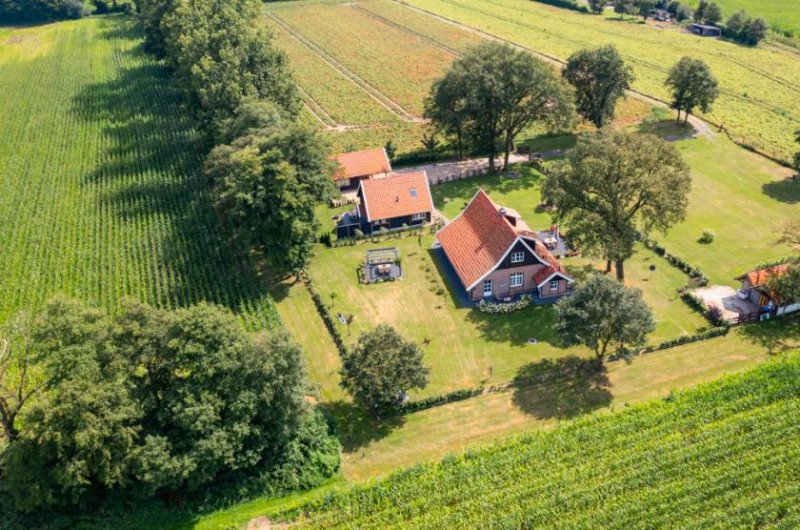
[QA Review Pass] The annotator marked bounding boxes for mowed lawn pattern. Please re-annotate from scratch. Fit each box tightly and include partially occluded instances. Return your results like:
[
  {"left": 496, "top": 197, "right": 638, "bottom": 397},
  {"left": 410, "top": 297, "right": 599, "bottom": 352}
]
[{"left": 0, "top": 17, "right": 279, "bottom": 328}]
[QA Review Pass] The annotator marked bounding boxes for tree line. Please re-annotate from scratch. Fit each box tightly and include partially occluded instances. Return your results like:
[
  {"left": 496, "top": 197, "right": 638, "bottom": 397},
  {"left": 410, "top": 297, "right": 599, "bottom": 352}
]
[
  {"left": 0, "top": 0, "right": 133, "bottom": 23},
  {"left": 137, "top": 0, "right": 336, "bottom": 274}
]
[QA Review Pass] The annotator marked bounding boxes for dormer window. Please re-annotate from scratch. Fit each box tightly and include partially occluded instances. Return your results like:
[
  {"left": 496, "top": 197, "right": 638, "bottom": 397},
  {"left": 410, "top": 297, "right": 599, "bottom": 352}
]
[{"left": 511, "top": 251, "right": 525, "bottom": 264}]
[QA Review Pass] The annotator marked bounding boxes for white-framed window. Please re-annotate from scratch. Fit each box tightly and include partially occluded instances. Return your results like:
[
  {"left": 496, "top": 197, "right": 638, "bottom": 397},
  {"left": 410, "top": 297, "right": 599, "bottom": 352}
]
[
  {"left": 510, "top": 251, "right": 525, "bottom": 264},
  {"left": 510, "top": 272, "right": 524, "bottom": 288},
  {"left": 411, "top": 212, "right": 427, "bottom": 221},
  {"left": 549, "top": 279, "right": 560, "bottom": 291},
  {"left": 483, "top": 279, "right": 493, "bottom": 296}
]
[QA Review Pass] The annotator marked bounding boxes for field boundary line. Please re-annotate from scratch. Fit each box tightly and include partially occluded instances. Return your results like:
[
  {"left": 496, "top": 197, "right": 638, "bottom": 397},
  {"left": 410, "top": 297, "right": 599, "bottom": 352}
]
[
  {"left": 351, "top": 3, "right": 461, "bottom": 57},
  {"left": 296, "top": 84, "right": 339, "bottom": 128},
  {"left": 268, "top": 12, "right": 424, "bottom": 123}
]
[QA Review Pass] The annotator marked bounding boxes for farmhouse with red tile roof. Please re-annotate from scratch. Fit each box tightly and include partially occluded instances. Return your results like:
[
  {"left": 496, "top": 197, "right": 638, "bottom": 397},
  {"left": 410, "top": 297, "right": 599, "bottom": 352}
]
[
  {"left": 436, "top": 189, "right": 573, "bottom": 302},
  {"left": 336, "top": 171, "right": 433, "bottom": 238},
  {"left": 332, "top": 148, "right": 392, "bottom": 189}
]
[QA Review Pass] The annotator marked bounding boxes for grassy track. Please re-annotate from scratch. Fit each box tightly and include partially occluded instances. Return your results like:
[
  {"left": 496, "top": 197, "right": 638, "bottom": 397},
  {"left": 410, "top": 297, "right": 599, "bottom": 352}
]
[
  {"left": 0, "top": 17, "right": 279, "bottom": 328},
  {"left": 286, "top": 351, "right": 800, "bottom": 528}
]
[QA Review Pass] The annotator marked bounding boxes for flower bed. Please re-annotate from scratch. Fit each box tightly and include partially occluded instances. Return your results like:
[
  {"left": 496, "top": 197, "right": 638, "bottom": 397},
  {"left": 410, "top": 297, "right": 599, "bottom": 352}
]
[{"left": 476, "top": 295, "right": 533, "bottom": 314}]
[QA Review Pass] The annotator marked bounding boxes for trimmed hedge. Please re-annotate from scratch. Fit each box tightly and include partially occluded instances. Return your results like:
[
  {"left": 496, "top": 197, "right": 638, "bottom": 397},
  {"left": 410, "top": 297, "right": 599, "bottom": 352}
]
[
  {"left": 305, "top": 277, "right": 347, "bottom": 356},
  {"left": 398, "top": 387, "right": 485, "bottom": 415},
  {"left": 642, "top": 238, "right": 709, "bottom": 287},
  {"left": 532, "top": 0, "right": 588, "bottom": 13},
  {"left": 608, "top": 326, "right": 730, "bottom": 361}
]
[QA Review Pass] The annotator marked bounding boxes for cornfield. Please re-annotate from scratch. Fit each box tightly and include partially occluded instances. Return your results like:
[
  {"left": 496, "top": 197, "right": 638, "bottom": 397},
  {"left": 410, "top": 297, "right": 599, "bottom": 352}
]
[
  {"left": 290, "top": 353, "right": 800, "bottom": 528},
  {"left": 0, "top": 17, "right": 279, "bottom": 330}
]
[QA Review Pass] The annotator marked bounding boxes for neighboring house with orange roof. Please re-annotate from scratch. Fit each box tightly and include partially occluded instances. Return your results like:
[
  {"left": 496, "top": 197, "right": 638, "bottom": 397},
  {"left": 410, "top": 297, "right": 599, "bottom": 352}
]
[
  {"left": 736, "top": 263, "right": 796, "bottom": 312},
  {"left": 336, "top": 171, "right": 433, "bottom": 238},
  {"left": 332, "top": 147, "right": 392, "bottom": 190},
  {"left": 436, "top": 189, "right": 573, "bottom": 303}
]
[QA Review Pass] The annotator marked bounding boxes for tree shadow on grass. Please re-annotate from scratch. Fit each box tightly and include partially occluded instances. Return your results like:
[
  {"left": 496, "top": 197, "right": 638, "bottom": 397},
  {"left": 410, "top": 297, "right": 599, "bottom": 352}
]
[
  {"left": 511, "top": 356, "right": 612, "bottom": 420},
  {"left": 320, "top": 400, "right": 405, "bottom": 453},
  {"left": 636, "top": 120, "right": 696, "bottom": 142},
  {"left": 762, "top": 177, "right": 800, "bottom": 204},
  {"left": 69, "top": 18, "right": 278, "bottom": 328},
  {"left": 737, "top": 317, "right": 800, "bottom": 355}
]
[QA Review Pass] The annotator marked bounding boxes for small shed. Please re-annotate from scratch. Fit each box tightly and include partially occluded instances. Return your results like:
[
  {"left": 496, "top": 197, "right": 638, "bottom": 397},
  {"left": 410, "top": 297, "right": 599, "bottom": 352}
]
[
  {"left": 364, "top": 247, "right": 402, "bottom": 283},
  {"left": 690, "top": 23, "right": 721, "bottom": 37}
]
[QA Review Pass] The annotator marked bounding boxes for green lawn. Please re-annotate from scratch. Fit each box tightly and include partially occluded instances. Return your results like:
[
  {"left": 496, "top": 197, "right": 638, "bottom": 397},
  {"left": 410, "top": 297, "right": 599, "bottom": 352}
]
[
  {"left": 654, "top": 133, "right": 797, "bottom": 285},
  {"left": 306, "top": 234, "right": 583, "bottom": 398},
  {"left": 296, "top": 206, "right": 706, "bottom": 401}
]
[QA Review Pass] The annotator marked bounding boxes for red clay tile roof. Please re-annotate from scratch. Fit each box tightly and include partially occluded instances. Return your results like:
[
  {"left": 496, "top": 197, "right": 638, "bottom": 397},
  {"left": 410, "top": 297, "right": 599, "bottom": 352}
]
[
  {"left": 333, "top": 148, "right": 391, "bottom": 181},
  {"left": 533, "top": 266, "right": 557, "bottom": 286},
  {"left": 359, "top": 172, "right": 433, "bottom": 222},
  {"left": 741, "top": 264, "right": 790, "bottom": 287},
  {"left": 438, "top": 190, "right": 569, "bottom": 290}
]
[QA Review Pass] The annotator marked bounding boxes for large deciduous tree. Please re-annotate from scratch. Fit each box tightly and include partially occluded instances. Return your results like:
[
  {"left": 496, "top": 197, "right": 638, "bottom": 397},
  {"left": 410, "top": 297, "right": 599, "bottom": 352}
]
[
  {"left": 555, "top": 275, "right": 655, "bottom": 362},
  {"left": 1, "top": 297, "right": 141, "bottom": 512},
  {"left": 206, "top": 100, "right": 337, "bottom": 275},
  {"left": 1, "top": 297, "right": 339, "bottom": 512},
  {"left": 665, "top": 57, "right": 719, "bottom": 124},
  {"left": 0, "top": 315, "right": 46, "bottom": 442},
  {"left": 563, "top": 45, "right": 634, "bottom": 129},
  {"left": 542, "top": 131, "right": 691, "bottom": 280},
  {"left": 587, "top": 0, "right": 605, "bottom": 14},
  {"left": 340, "top": 325, "right": 429, "bottom": 417},
  {"left": 766, "top": 265, "right": 800, "bottom": 307},
  {"left": 694, "top": 0, "right": 722, "bottom": 24},
  {"left": 0, "top": 0, "right": 84, "bottom": 23},
  {"left": 425, "top": 42, "right": 574, "bottom": 172}
]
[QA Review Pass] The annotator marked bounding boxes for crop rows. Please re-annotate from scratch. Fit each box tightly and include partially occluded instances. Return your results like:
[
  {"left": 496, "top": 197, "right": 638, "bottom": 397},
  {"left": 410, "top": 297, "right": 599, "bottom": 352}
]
[
  {"left": 270, "top": 3, "right": 456, "bottom": 116},
  {"left": 353, "top": 0, "right": 483, "bottom": 55},
  {"left": 401, "top": 0, "right": 800, "bottom": 161},
  {"left": 0, "top": 17, "right": 280, "bottom": 330},
  {"left": 266, "top": 18, "right": 397, "bottom": 126},
  {"left": 289, "top": 354, "right": 800, "bottom": 528}
]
